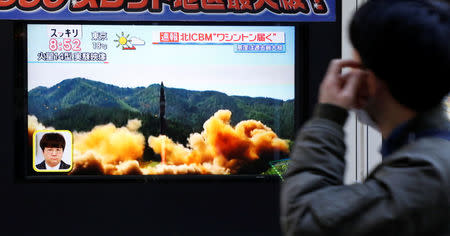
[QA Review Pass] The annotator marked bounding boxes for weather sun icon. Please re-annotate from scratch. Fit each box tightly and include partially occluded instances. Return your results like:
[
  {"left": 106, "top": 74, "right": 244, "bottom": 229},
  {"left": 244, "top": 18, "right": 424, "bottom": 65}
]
[{"left": 114, "top": 32, "right": 145, "bottom": 50}]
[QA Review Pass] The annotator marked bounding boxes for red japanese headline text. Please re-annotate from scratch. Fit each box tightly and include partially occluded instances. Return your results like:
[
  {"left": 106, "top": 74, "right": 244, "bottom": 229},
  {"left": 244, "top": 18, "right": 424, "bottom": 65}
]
[{"left": 154, "top": 31, "right": 285, "bottom": 44}]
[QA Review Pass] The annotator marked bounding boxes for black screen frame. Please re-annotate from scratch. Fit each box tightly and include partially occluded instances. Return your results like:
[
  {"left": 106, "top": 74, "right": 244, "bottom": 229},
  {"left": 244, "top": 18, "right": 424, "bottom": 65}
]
[{"left": 13, "top": 8, "right": 341, "bottom": 183}]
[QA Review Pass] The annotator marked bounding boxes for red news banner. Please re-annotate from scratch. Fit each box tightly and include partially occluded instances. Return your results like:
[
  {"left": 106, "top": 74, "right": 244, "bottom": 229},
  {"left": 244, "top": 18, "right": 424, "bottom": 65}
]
[{"left": 155, "top": 31, "right": 285, "bottom": 44}]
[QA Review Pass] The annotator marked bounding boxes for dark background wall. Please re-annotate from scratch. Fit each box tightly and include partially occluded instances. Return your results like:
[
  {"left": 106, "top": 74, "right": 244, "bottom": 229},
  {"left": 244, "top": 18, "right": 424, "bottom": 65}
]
[{"left": 0, "top": 16, "right": 340, "bottom": 235}]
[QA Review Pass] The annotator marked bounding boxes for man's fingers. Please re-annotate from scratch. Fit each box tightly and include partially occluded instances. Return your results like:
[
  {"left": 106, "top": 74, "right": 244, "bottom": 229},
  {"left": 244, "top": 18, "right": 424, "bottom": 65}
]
[
  {"left": 320, "top": 59, "right": 367, "bottom": 108},
  {"left": 326, "top": 59, "right": 362, "bottom": 76}
]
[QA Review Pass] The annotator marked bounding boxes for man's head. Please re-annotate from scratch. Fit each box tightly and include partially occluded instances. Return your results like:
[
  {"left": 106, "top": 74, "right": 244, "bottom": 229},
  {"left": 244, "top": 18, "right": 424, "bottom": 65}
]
[
  {"left": 40, "top": 133, "right": 66, "bottom": 167},
  {"left": 350, "top": 0, "right": 450, "bottom": 113}
]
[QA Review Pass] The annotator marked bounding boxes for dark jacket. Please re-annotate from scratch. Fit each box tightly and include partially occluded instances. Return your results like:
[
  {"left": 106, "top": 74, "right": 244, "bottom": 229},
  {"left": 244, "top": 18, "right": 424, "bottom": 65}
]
[
  {"left": 281, "top": 104, "right": 450, "bottom": 236},
  {"left": 36, "top": 160, "right": 71, "bottom": 170}
]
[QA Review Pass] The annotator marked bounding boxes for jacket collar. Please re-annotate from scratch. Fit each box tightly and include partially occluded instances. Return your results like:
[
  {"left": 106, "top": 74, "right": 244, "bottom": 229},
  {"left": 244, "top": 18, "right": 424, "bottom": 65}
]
[{"left": 381, "top": 105, "right": 450, "bottom": 158}]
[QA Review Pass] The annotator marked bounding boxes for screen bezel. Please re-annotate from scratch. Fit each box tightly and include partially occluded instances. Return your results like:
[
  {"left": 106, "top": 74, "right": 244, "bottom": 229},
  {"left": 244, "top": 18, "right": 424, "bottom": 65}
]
[{"left": 14, "top": 20, "right": 325, "bottom": 183}]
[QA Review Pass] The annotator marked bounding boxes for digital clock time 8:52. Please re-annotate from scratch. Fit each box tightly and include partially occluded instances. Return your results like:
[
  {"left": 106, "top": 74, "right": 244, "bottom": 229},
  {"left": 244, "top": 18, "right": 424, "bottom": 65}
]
[{"left": 49, "top": 38, "right": 81, "bottom": 51}]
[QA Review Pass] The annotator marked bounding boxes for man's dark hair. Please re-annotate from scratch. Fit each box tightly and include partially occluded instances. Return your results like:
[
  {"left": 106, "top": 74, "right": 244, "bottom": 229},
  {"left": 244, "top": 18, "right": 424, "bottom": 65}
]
[
  {"left": 40, "top": 133, "right": 66, "bottom": 151},
  {"left": 350, "top": 0, "right": 450, "bottom": 112}
]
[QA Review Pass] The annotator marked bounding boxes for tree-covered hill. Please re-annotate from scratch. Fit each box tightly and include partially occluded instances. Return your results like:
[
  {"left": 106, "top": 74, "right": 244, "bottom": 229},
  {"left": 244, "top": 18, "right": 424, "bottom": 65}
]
[
  {"left": 29, "top": 78, "right": 142, "bottom": 120},
  {"left": 29, "top": 78, "right": 295, "bottom": 139}
]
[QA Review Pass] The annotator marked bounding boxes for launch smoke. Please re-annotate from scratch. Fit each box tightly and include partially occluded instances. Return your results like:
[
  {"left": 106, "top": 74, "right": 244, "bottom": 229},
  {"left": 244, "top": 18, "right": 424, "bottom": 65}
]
[
  {"left": 28, "top": 110, "right": 289, "bottom": 175},
  {"left": 70, "top": 119, "right": 146, "bottom": 175},
  {"left": 148, "top": 110, "right": 289, "bottom": 174},
  {"left": 28, "top": 115, "right": 53, "bottom": 145}
]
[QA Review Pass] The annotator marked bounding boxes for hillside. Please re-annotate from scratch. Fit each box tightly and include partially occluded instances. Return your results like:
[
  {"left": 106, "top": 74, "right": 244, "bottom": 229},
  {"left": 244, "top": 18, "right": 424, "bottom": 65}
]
[{"left": 29, "top": 78, "right": 295, "bottom": 139}]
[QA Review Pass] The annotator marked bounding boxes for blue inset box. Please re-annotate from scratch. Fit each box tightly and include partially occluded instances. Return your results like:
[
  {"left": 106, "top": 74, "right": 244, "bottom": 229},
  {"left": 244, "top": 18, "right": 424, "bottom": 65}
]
[{"left": 234, "top": 44, "right": 286, "bottom": 53}]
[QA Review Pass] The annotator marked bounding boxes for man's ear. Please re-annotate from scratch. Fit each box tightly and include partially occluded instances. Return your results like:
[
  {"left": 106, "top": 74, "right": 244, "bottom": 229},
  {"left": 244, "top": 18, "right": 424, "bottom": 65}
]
[
  {"left": 365, "top": 71, "right": 379, "bottom": 97},
  {"left": 352, "top": 49, "right": 380, "bottom": 107}
]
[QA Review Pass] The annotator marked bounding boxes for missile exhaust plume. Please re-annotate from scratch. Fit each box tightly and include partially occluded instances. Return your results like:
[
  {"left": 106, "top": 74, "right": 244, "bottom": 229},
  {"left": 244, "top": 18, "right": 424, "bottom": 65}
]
[
  {"left": 148, "top": 110, "right": 289, "bottom": 174},
  {"left": 30, "top": 110, "right": 289, "bottom": 175},
  {"left": 71, "top": 119, "right": 146, "bottom": 175},
  {"left": 27, "top": 115, "right": 54, "bottom": 145}
]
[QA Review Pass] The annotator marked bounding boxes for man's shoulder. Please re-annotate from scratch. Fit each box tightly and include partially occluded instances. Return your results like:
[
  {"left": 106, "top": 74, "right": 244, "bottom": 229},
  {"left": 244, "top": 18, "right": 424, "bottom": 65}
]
[
  {"left": 35, "top": 161, "right": 46, "bottom": 169},
  {"left": 380, "top": 138, "right": 450, "bottom": 186},
  {"left": 59, "top": 161, "right": 71, "bottom": 170},
  {"left": 394, "top": 137, "right": 450, "bottom": 163},
  {"left": 370, "top": 138, "right": 450, "bottom": 215}
]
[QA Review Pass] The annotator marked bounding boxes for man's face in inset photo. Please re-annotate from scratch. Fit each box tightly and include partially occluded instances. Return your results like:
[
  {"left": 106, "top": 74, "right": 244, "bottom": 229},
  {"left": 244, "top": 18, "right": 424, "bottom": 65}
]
[
  {"left": 43, "top": 147, "right": 64, "bottom": 167},
  {"left": 39, "top": 133, "right": 66, "bottom": 168}
]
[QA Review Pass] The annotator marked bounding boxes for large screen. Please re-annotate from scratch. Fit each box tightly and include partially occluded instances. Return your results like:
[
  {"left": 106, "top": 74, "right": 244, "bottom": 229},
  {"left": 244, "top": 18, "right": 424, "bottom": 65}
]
[{"left": 26, "top": 24, "right": 295, "bottom": 177}]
